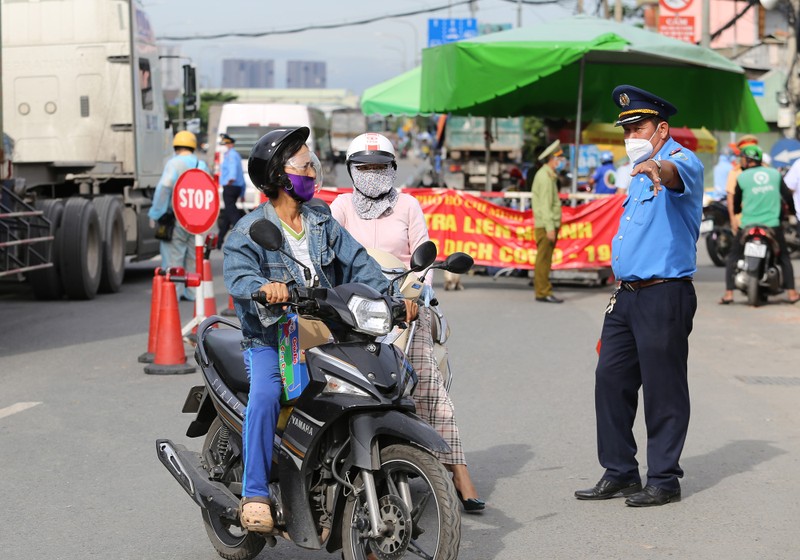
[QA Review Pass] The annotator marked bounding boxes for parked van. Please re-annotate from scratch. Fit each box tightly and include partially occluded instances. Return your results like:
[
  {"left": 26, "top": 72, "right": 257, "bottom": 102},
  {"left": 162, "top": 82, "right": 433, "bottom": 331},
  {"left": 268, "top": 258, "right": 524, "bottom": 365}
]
[{"left": 213, "top": 103, "right": 332, "bottom": 207}]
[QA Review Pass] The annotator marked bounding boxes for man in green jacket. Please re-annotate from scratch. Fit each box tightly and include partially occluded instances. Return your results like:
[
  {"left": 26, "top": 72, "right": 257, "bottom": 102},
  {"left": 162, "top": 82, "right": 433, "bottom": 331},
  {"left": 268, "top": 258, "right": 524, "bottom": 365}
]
[
  {"left": 720, "top": 144, "right": 799, "bottom": 304},
  {"left": 531, "top": 140, "right": 565, "bottom": 303}
]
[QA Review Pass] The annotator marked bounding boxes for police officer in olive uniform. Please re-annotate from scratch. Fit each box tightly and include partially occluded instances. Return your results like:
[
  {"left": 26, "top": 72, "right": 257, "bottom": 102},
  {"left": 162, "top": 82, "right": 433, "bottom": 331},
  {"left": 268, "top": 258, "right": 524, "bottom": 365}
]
[{"left": 575, "top": 85, "right": 704, "bottom": 507}]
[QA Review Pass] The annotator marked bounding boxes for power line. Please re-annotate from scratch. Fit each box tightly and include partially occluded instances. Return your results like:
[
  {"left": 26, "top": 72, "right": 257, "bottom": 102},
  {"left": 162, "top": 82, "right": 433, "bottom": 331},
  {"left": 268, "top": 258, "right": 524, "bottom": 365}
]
[{"left": 159, "top": 0, "right": 473, "bottom": 41}]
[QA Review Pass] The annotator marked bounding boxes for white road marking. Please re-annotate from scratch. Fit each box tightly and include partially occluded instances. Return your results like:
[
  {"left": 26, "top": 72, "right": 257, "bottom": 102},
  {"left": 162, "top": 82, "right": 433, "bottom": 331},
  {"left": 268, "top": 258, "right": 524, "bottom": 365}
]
[{"left": 0, "top": 402, "right": 42, "bottom": 420}]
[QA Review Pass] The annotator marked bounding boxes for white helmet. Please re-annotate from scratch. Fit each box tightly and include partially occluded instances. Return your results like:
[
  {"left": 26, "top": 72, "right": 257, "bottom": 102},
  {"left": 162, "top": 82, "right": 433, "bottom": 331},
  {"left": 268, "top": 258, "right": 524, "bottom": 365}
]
[{"left": 346, "top": 133, "right": 397, "bottom": 176}]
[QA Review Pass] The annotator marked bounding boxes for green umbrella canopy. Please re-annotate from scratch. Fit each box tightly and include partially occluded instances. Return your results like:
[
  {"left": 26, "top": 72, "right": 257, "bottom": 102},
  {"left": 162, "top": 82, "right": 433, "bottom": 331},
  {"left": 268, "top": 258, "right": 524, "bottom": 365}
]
[
  {"left": 420, "top": 15, "right": 767, "bottom": 132},
  {"left": 361, "top": 66, "right": 426, "bottom": 116}
]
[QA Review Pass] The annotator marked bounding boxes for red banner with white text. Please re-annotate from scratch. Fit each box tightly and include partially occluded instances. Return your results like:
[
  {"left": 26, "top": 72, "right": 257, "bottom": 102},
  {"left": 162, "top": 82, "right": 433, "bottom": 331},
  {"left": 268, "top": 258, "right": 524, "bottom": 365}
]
[{"left": 317, "top": 188, "right": 624, "bottom": 270}]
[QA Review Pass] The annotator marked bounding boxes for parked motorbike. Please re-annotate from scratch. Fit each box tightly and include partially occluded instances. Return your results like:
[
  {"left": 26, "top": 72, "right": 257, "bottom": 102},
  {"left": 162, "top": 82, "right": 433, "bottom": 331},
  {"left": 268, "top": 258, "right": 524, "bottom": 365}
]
[
  {"left": 733, "top": 224, "right": 784, "bottom": 306},
  {"left": 702, "top": 199, "right": 799, "bottom": 267},
  {"left": 701, "top": 200, "right": 734, "bottom": 267},
  {"left": 156, "top": 219, "right": 470, "bottom": 560},
  {"left": 368, "top": 248, "right": 473, "bottom": 392}
]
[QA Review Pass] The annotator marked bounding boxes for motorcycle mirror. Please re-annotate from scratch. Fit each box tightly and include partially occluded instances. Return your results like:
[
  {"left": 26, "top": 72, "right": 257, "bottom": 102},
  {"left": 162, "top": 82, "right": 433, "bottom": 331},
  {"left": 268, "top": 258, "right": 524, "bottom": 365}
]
[
  {"left": 441, "top": 252, "right": 474, "bottom": 274},
  {"left": 410, "top": 240, "right": 437, "bottom": 272},
  {"left": 250, "top": 220, "right": 283, "bottom": 251}
]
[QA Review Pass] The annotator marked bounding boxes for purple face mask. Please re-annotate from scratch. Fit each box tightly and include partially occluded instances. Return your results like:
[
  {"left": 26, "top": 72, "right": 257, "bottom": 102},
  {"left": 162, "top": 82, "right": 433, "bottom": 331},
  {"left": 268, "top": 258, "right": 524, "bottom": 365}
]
[{"left": 285, "top": 173, "right": 316, "bottom": 202}]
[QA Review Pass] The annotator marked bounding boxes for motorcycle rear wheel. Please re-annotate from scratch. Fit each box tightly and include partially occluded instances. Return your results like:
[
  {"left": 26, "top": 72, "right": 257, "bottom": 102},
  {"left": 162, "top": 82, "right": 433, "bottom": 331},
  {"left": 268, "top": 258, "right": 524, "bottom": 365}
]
[
  {"left": 201, "top": 418, "right": 265, "bottom": 560},
  {"left": 342, "top": 444, "right": 461, "bottom": 560},
  {"left": 746, "top": 273, "right": 761, "bottom": 307}
]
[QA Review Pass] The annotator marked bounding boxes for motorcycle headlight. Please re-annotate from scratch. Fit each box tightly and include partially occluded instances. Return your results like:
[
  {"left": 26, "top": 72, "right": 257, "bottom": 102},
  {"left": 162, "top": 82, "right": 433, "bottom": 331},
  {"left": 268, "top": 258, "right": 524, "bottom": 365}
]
[
  {"left": 322, "top": 374, "right": 370, "bottom": 398},
  {"left": 347, "top": 295, "right": 391, "bottom": 336}
]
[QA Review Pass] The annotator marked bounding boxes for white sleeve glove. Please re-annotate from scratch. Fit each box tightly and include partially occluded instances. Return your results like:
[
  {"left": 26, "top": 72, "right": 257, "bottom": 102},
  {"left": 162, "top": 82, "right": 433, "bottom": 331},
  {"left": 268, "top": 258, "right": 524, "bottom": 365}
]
[{"left": 420, "top": 284, "right": 435, "bottom": 307}]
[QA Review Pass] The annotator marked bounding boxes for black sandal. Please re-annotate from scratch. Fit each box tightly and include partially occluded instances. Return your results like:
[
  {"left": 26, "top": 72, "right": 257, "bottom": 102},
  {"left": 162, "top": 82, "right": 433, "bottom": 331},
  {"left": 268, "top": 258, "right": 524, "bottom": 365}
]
[
  {"left": 456, "top": 490, "right": 485, "bottom": 513},
  {"left": 718, "top": 297, "right": 734, "bottom": 305}
]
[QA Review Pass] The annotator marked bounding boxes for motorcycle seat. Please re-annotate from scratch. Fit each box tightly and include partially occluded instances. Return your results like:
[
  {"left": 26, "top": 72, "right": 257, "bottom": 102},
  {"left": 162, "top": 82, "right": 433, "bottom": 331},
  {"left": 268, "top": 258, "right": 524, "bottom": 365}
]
[{"left": 203, "top": 329, "right": 250, "bottom": 393}]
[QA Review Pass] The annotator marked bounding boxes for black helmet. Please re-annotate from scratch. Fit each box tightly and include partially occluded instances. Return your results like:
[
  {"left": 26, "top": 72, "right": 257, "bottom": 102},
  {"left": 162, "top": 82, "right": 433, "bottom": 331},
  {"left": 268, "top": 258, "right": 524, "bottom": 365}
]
[{"left": 248, "top": 127, "right": 310, "bottom": 192}]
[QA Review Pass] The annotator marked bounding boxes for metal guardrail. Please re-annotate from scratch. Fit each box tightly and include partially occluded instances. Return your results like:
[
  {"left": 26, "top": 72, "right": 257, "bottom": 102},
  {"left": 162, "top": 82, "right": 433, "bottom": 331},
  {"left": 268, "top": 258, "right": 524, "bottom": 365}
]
[{"left": 0, "top": 184, "right": 54, "bottom": 277}]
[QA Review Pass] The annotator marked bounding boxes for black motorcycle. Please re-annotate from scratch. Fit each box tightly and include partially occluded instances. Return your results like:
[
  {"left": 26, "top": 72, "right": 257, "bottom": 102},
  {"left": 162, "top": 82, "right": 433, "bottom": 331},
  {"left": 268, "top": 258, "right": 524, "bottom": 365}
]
[
  {"left": 157, "top": 219, "right": 471, "bottom": 560},
  {"left": 733, "top": 224, "right": 784, "bottom": 306},
  {"left": 701, "top": 200, "right": 734, "bottom": 267}
]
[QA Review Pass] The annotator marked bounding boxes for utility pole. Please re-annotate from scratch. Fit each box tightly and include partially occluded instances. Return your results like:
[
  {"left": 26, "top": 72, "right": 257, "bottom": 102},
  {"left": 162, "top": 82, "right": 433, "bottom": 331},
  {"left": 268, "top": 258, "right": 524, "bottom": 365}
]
[
  {"left": 701, "top": 0, "right": 711, "bottom": 48},
  {"left": 614, "top": 0, "right": 623, "bottom": 22},
  {"left": 1, "top": 1, "right": 4, "bottom": 160},
  {"left": 789, "top": 0, "right": 800, "bottom": 139},
  {"left": 577, "top": 0, "right": 584, "bottom": 14},
  {"left": 517, "top": 0, "right": 522, "bottom": 27}
]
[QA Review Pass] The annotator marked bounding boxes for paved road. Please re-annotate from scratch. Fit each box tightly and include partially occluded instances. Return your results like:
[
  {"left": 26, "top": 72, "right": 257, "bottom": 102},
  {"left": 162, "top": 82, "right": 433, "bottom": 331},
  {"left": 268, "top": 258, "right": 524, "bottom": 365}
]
[{"left": 1, "top": 240, "right": 799, "bottom": 560}]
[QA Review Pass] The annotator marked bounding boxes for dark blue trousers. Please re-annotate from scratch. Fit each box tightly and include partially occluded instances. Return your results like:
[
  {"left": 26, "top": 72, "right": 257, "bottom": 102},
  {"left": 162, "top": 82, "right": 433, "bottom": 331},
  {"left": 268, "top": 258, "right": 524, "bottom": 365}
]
[{"left": 595, "top": 281, "right": 696, "bottom": 490}]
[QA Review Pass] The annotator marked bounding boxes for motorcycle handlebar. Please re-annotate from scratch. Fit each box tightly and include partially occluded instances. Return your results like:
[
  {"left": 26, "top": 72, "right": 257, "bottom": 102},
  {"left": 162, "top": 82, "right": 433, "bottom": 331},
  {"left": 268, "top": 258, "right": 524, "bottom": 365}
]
[{"left": 250, "top": 287, "right": 300, "bottom": 310}]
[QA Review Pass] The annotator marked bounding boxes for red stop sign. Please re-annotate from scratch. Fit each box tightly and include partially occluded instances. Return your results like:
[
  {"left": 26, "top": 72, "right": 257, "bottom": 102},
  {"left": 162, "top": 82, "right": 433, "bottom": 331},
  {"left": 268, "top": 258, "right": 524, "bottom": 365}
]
[{"left": 172, "top": 169, "right": 220, "bottom": 235}]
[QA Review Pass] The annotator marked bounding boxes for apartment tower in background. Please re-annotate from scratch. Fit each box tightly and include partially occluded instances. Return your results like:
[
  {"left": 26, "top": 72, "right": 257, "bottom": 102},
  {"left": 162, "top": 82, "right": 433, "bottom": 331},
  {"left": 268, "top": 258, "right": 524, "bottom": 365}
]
[
  {"left": 222, "top": 59, "right": 275, "bottom": 88},
  {"left": 286, "top": 61, "right": 326, "bottom": 88}
]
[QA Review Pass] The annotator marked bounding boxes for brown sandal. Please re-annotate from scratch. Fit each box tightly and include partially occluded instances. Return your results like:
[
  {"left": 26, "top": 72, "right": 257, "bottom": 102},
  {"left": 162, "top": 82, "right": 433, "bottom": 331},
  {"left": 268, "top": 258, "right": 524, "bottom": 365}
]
[{"left": 239, "top": 496, "right": 274, "bottom": 533}]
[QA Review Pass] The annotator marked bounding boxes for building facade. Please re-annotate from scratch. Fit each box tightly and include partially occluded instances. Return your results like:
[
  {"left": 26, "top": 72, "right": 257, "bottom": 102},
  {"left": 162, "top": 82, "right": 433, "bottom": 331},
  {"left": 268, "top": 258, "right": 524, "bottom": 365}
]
[
  {"left": 222, "top": 59, "right": 275, "bottom": 89},
  {"left": 286, "top": 61, "right": 327, "bottom": 89}
]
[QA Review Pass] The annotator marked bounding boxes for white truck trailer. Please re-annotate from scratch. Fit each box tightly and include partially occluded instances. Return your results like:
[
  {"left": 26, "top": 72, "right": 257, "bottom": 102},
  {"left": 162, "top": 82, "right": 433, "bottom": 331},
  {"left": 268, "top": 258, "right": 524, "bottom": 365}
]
[{"left": 0, "top": 0, "right": 191, "bottom": 299}]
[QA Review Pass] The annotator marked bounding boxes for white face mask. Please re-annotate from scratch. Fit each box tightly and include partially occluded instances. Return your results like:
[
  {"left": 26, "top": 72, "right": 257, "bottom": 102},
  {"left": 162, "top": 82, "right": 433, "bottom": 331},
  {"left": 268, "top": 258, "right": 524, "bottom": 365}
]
[
  {"left": 218, "top": 145, "right": 229, "bottom": 155},
  {"left": 624, "top": 125, "right": 661, "bottom": 165}
]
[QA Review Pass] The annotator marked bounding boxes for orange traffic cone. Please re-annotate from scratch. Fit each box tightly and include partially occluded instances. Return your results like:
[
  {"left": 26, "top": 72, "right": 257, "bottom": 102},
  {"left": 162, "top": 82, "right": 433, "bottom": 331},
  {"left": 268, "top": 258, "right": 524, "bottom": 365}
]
[
  {"left": 221, "top": 295, "right": 237, "bottom": 317},
  {"left": 202, "top": 259, "right": 218, "bottom": 317},
  {"left": 138, "top": 269, "right": 165, "bottom": 363},
  {"left": 144, "top": 279, "right": 196, "bottom": 375}
]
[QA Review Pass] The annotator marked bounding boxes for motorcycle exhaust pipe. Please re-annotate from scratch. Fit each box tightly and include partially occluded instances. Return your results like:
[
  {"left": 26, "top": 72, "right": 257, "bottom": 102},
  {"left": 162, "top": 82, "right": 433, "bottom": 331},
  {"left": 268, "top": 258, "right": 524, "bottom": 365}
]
[{"left": 156, "top": 439, "right": 240, "bottom": 522}]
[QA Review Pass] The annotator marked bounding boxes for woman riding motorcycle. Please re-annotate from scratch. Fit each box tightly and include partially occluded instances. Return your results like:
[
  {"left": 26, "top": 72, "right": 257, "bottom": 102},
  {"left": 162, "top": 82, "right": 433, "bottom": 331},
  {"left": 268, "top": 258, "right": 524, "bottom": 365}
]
[
  {"left": 330, "top": 133, "right": 485, "bottom": 513},
  {"left": 222, "top": 126, "right": 417, "bottom": 532}
]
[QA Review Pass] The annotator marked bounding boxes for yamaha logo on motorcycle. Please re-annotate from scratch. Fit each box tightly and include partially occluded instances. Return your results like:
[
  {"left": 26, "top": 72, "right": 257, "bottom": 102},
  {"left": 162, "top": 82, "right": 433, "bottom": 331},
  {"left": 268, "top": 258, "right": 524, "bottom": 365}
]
[{"left": 156, "top": 219, "right": 472, "bottom": 560}]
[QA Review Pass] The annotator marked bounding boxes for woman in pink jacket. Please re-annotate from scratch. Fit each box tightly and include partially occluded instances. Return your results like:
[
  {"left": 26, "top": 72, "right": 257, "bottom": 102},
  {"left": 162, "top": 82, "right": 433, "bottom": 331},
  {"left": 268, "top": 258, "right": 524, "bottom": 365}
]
[{"left": 331, "top": 133, "right": 484, "bottom": 513}]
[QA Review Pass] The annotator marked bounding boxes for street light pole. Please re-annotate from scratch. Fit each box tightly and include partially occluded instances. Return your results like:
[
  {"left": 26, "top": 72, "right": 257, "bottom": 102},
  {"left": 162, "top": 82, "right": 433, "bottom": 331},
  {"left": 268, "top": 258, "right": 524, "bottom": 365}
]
[{"left": 394, "top": 19, "right": 420, "bottom": 67}]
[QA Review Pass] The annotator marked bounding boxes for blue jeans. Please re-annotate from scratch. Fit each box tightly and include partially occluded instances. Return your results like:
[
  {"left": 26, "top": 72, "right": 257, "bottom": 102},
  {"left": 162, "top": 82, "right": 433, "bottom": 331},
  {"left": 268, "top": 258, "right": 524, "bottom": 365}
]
[
  {"left": 159, "top": 225, "right": 196, "bottom": 300},
  {"left": 242, "top": 346, "right": 282, "bottom": 499}
]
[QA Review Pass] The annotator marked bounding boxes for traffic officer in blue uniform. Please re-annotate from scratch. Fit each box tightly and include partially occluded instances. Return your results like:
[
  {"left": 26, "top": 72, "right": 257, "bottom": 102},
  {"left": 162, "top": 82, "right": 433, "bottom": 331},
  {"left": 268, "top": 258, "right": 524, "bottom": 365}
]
[
  {"left": 575, "top": 85, "right": 704, "bottom": 507},
  {"left": 217, "top": 133, "right": 246, "bottom": 248}
]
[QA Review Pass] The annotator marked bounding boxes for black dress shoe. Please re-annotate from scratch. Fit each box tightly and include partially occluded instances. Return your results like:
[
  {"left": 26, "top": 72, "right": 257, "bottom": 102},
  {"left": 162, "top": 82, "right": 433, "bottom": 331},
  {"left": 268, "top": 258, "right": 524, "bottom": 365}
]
[
  {"left": 625, "top": 485, "right": 681, "bottom": 507},
  {"left": 456, "top": 490, "right": 485, "bottom": 513},
  {"left": 536, "top": 295, "right": 564, "bottom": 304},
  {"left": 575, "top": 479, "right": 642, "bottom": 500}
]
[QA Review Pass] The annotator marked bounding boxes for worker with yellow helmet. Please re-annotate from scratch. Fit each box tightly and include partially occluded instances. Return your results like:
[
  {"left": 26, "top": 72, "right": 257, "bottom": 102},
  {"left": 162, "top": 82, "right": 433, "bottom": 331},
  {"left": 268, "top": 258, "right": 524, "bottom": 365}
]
[{"left": 148, "top": 130, "right": 210, "bottom": 301}]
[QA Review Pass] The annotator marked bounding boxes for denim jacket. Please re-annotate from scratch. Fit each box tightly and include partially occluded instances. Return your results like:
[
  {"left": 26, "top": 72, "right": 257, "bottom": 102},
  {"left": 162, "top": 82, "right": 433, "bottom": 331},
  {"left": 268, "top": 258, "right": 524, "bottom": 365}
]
[{"left": 223, "top": 201, "right": 391, "bottom": 348}]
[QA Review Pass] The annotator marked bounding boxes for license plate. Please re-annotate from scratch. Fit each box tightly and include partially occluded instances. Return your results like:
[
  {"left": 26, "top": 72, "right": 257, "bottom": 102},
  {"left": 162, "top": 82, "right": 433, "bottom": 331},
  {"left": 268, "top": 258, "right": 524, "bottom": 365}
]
[
  {"left": 744, "top": 242, "right": 767, "bottom": 258},
  {"left": 699, "top": 219, "right": 714, "bottom": 234}
]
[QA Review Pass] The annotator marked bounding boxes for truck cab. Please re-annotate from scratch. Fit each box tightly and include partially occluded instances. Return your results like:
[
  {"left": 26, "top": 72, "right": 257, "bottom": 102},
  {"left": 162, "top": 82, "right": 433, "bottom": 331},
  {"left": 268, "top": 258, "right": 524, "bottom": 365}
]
[{"left": 1, "top": 0, "right": 184, "bottom": 299}]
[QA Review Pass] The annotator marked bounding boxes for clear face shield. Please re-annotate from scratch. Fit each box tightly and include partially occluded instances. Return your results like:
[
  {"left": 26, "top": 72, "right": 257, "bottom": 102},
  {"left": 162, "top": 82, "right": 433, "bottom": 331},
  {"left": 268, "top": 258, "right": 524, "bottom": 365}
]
[{"left": 286, "top": 149, "right": 324, "bottom": 193}]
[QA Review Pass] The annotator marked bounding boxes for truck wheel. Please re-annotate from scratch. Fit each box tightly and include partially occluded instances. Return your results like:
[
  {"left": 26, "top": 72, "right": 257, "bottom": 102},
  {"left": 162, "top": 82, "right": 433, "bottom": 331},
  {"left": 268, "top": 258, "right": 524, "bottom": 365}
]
[
  {"left": 93, "top": 196, "right": 126, "bottom": 293},
  {"left": 59, "top": 198, "right": 102, "bottom": 300},
  {"left": 28, "top": 199, "right": 65, "bottom": 300}
]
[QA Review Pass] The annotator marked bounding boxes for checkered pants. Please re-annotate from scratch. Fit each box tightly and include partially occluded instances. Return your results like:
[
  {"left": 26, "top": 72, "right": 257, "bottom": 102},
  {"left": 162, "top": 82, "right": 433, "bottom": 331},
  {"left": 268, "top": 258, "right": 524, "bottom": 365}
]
[{"left": 407, "top": 307, "right": 466, "bottom": 465}]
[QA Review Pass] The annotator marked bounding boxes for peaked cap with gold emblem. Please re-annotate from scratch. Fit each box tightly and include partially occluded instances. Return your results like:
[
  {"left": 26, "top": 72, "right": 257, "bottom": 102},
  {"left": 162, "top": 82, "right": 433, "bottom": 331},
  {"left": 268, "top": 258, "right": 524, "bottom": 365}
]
[{"left": 612, "top": 85, "right": 678, "bottom": 127}]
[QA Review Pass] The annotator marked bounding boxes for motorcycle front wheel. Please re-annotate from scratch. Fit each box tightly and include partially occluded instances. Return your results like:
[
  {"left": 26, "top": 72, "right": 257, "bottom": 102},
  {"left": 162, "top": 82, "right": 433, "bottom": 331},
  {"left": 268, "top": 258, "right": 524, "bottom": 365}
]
[
  {"left": 342, "top": 444, "right": 461, "bottom": 560},
  {"left": 201, "top": 418, "right": 265, "bottom": 560}
]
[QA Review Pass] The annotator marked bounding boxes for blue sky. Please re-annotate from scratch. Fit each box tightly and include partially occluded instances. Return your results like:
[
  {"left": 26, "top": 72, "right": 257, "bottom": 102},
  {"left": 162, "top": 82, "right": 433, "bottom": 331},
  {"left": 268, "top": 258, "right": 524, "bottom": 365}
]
[{"left": 143, "top": 0, "right": 576, "bottom": 93}]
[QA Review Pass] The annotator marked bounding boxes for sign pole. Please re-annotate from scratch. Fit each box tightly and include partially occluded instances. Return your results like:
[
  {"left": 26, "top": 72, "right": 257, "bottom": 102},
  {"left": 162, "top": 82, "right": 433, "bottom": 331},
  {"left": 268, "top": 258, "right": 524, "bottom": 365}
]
[{"left": 171, "top": 168, "right": 220, "bottom": 337}]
